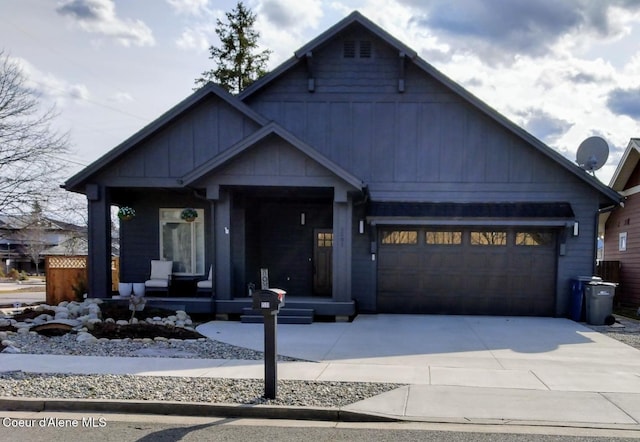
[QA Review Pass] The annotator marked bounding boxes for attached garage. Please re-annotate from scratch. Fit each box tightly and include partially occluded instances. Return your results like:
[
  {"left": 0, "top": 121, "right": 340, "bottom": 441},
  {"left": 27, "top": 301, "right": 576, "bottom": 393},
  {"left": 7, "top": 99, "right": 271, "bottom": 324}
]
[{"left": 371, "top": 202, "right": 572, "bottom": 316}]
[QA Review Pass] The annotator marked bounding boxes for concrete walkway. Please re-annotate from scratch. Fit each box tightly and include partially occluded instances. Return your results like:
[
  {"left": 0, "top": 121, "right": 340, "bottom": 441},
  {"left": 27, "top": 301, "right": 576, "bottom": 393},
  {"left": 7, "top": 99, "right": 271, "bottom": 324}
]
[
  {"left": 0, "top": 281, "right": 45, "bottom": 306},
  {"left": 2, "top": 315, "right": 640, "bottom": 429}
]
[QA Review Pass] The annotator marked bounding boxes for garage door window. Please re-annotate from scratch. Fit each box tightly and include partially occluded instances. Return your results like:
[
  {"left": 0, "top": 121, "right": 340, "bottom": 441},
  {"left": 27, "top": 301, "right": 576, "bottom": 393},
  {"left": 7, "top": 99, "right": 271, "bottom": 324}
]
[
  {"left": 470, "top": 231, "right": 507, "bottom": 246},
  {"left": 381, "top": 230, "right": 418, "bottom": 244},
  {"left": 426, "top": 231, "right": 462, "bottom": 245},
  {"left": 516, "top": 232, "right": 553, "bottom": 246}
]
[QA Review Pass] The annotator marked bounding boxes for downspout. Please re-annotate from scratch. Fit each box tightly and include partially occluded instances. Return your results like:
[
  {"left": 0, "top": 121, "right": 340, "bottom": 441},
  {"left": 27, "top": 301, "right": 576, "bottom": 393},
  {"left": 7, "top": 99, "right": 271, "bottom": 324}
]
[{"left": 594, "top": 202, "right": 623, "bottom": 274}]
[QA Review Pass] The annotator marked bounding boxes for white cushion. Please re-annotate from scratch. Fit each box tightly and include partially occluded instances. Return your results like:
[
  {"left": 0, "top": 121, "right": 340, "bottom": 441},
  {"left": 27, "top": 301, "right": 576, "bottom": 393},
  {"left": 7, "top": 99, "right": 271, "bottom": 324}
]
[
  {"left": 145, "top": 279, "right": 169, "bottom": 288},
  {"left": 197, "top": 280, "right": 212, "bottom": 289},
  {"left": 207, "top": 265, "right": 213, "bottom": 281},
  {"left": 149, "top": 260, "right": 173, "bottom": 280}
]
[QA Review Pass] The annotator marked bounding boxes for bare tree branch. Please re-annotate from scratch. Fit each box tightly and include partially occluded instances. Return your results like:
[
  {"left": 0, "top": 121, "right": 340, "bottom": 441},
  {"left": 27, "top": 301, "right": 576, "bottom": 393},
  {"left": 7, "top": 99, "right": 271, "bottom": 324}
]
[{"left": 0, "top": 50, "right": 69, "bottom": 214}]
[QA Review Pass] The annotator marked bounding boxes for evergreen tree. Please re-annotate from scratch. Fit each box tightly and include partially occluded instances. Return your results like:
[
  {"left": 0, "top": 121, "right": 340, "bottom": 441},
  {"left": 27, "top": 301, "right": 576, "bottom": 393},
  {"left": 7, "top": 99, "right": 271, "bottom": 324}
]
[{"left": 195, "top": 1, "right": 271, "bottom": 94}]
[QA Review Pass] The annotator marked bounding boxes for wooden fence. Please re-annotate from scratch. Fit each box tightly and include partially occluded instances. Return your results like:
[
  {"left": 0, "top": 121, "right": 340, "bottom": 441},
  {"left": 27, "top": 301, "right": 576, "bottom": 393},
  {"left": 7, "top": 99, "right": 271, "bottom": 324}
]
[
  {"left": 45, "top": 256, "right": 120, "bottom": 305},
  {"left": 595, "top": 260, "right": 621, "bottom": 284}
]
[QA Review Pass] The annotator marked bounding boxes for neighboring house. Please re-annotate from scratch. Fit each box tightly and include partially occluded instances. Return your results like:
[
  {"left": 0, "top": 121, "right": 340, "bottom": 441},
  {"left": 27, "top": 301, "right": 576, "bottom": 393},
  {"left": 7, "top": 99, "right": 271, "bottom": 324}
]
[
  {"left": 0, "top": 215, "right": 87, "bottom": 275},
  {"left": 64, "top": 12, "right": 620, "bottom": 318},
  {"left": 601, "top": 138, "right": 640, "bottom": 308}
]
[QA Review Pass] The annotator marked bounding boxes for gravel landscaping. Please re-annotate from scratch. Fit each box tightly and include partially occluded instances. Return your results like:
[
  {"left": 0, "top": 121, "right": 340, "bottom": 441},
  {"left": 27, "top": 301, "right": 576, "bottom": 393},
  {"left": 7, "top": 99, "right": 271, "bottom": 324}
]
[{"left": 0, "top": 301, "right": 400, "bottom": 407}]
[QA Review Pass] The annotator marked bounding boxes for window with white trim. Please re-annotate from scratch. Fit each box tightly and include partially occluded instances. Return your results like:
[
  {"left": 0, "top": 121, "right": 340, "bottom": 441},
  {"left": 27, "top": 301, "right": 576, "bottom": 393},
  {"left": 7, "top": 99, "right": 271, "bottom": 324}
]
[
  {"left": 159, "top": 208, "right": 205, "bottom": 275},
  {"left": 619, "top": 232, "right": 627, "bottom": 252}
]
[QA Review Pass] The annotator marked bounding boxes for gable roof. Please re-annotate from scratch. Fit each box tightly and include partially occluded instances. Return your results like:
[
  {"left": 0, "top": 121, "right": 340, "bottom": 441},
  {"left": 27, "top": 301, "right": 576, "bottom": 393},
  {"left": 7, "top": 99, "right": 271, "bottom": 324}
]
[
  {"left": 609, "top": 138, "right": 640, "bottom": 192},
  {"left": 64, "top": 83, "right": 268, "bottom": 192},
  {"left": 240, "top": 11, "right": 621, "bottom": 206},
  {"left": 182, "top": 122, "right": 364, "bottom": 191}
]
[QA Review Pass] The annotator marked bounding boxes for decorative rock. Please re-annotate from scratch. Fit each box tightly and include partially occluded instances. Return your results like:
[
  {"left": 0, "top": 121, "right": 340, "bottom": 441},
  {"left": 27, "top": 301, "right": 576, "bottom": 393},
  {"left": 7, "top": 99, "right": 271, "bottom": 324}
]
[
  {"left": 116, "top": 320, "right": 129, "bottom": 326},
  {"left": 85, "top": 318, "right": 102, "bottom": 330},
  {"left": 76, "top": 332, "right": 98, "bottom": 343},
  {"left": 104, "top": 318, "right": 115, "bottom": 324},
  {"left": 55, "top": 311, "right": 69, "bottom": 320},
  {"left": 154, "top": 336, "right": 168, "bottom": 342},
  {"left": 17, "top": 327, "right": 30, "bottom": 334},
  {"left": 1, "top": 345, "right": 21, "bottom": 353},
  {"left": 176, "top": 311, "right": 188, "bottom": 321},
  {"left": 35, "top": 314, "right": 53, "bottom": 322}
]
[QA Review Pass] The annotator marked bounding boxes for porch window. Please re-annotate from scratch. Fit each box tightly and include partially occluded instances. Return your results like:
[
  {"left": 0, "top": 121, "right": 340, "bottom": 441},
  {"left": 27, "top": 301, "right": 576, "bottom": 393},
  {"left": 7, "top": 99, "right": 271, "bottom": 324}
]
[{"left": 159, "top": 208, "right": 205, "bottom": 275}]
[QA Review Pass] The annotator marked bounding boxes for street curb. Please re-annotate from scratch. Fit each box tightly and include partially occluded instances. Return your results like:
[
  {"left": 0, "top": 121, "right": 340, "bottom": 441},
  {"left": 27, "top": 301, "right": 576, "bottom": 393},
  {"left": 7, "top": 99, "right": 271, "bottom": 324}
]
[{"left": 0, "top": 398, "right": 398, "bottom": 423}]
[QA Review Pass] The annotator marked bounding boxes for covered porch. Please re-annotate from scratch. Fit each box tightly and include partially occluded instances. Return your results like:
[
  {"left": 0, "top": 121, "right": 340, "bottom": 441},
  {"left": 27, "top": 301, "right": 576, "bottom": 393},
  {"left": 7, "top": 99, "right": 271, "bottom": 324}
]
[{"left": 182, "top": 124, "right": 365, "bottom": 320}]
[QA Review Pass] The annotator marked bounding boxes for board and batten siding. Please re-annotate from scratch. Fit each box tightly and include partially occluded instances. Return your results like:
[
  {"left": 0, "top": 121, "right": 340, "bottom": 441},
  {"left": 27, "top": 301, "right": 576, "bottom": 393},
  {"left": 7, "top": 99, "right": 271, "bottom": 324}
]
[
  {"left": 97, "top": 95, "right": 262, "bottom": 186},
  {"left": 115, "top": 190, "right": 212, "bottom": 285},
  {"left": 243, "top": 26, "right": 604, "bottom": 316}
]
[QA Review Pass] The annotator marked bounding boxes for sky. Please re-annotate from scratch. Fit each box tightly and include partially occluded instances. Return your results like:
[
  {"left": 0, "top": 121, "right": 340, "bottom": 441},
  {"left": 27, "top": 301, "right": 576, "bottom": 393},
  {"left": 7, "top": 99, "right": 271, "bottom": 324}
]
[{"left": 2, "top": 0, "right": 640, "bottom": 187}]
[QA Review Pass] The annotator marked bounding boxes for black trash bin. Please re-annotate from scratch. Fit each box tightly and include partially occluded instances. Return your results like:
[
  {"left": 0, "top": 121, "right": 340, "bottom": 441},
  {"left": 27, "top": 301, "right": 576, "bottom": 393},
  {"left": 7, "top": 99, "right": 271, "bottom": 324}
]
[{"left": 585, "top": 282, "right": 616, "bottom": 325}]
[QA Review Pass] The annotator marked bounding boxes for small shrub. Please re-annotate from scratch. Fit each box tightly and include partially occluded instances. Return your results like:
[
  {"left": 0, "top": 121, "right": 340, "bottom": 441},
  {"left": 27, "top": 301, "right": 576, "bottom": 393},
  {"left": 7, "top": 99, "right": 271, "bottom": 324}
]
[{"left": 72, "top": 277, "right": 88, "bottom": 302}]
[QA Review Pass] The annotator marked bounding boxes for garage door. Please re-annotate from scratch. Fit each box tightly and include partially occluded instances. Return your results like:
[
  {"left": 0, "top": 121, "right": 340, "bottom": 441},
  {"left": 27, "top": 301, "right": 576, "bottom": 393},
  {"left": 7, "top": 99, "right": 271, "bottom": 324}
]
[{"left": 377, "top": 227, "right": 557, "bottom": 316}]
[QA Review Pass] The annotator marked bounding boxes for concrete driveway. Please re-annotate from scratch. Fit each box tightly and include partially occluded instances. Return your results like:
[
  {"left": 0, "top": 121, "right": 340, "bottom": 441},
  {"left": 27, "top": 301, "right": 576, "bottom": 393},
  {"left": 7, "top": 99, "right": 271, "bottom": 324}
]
[
  {"left": 196, "top": 315, "right": 640, "bottom": 425},
  {"left": 197, "top": 314, "right": 640, "bottom": 393}
]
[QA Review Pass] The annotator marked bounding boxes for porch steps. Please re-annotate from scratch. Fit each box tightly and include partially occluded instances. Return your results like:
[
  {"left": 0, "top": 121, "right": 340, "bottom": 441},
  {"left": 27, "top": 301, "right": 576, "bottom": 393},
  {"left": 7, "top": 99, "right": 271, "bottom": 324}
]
[{"left": 240, "top": 307, "right": 314, "bottom": 324}]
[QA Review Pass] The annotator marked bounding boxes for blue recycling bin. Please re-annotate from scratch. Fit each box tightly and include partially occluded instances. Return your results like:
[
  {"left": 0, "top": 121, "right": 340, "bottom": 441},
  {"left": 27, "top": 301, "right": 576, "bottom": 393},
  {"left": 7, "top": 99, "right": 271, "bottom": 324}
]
[{"left": 570, "top": 276, "right": 602, "bottom": 322}]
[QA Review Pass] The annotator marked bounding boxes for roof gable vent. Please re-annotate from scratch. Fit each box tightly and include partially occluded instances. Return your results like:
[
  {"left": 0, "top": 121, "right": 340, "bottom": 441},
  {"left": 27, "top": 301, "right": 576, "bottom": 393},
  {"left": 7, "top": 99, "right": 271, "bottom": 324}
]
[
  {"left": 343, "top": 40, "right": 356, "bottom": 58},
  {"left": 359, "top": 40, "right": 372, "bottom": 58},
  {"left": 343, "top": 40, "right": 372, "bottom": 59}
]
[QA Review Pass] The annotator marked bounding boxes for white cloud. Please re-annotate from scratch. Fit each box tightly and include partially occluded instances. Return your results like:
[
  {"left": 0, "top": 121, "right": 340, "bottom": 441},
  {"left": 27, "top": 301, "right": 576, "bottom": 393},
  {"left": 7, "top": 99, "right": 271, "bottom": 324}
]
[
  {"left": 112, "top": 92, "right": 133, "bottom": 103},
  {"left": 176, "top": 26, "right": 214, "bottom": 52},
  {"left": 56, "top": 0, "right": 155, "bottom": 47},
  {"left": 258, "top": 0, "right": 323, "bottom": 30},
  {"left": 12, "top": 56, "right": 91, "bottom": 106},
  {"left": 398, "top": 0, "right": 640, "bottom": 64},
  {"left": 68, "top": 84, "right": 90, "bottom": 101},
  {"left": 166, "top": 0, "right": 211, "bottom": 16}
]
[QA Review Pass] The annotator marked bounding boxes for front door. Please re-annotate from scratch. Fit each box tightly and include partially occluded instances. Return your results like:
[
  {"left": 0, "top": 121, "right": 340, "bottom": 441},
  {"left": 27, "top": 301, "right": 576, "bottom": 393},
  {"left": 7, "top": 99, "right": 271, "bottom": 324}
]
[{"left": 313, "top": 229, "right": 333, "bottom": 296}]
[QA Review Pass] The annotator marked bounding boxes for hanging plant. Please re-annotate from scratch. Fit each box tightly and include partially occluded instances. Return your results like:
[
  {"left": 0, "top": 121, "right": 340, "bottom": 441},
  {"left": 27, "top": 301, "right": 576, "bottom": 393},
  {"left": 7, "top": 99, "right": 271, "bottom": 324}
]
[
  {"left": 117, "top": 206, "right": 136, "bottom": 221},
  {"left": 181, "top": 208, "right": 198, "bottom": 222}
]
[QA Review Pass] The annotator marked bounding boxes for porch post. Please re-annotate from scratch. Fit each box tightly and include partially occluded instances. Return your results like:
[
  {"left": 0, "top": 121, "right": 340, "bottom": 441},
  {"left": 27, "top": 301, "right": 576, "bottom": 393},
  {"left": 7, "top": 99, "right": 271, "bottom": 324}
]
[
  {"left": 214, "top": 188, "right": 232, "bottom": 300},
  {"left": 332, "top": 195, "right": 352, "bottom": 302},
  {"left": 86, "top": 184, "right": 112, "bottom": 298}
]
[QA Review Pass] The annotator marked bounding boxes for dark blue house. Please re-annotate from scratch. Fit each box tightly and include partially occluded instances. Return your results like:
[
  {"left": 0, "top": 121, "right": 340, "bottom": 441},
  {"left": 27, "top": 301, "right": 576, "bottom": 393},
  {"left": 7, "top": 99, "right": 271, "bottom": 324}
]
[{"left": 64, "top": 12, "right": 621, "bottom": 319}]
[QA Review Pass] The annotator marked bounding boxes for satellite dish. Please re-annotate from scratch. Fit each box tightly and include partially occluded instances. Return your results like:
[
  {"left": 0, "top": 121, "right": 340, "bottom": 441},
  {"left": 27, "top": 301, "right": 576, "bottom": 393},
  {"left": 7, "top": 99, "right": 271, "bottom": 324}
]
[{"left": 576, "top": 136, "right": 609, "bottom": 175}]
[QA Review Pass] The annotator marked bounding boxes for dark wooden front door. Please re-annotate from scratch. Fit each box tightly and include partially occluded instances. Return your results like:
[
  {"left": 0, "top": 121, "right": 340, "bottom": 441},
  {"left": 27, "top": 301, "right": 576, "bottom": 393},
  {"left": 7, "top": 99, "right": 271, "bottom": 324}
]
[{"left": 313, "top": 229, "right": 333, "bottom": 296}]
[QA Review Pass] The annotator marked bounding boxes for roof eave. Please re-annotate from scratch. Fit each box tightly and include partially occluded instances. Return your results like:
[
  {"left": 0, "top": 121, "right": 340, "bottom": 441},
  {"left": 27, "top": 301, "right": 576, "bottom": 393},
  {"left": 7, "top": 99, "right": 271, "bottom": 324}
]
[
  {"left": 409, "top": 56, "right": 622, "bottom": 205},
  {"left": 239, "top": 11, "right": 417, "bottom": 100},
  {"left": 65, "top": 83, "right": 268, "bottom": 193},
  {"left": 182, "top": 122, "right": 364, "bottom": 191},
  {"left": 609, "top": 138, "right": 640, "bottom": 191}
]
